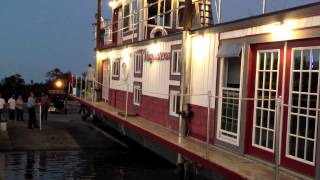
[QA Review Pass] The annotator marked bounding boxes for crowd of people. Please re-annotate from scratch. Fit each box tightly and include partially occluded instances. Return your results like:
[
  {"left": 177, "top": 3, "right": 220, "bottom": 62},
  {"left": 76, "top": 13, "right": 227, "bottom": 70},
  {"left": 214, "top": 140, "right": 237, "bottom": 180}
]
[{"left": 0, "top": 92, "right": 49, "bottom": 129}]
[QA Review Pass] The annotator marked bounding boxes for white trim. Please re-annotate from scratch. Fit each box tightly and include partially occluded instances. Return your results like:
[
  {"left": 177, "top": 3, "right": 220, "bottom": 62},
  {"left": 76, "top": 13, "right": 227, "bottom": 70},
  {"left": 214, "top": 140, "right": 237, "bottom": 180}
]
[
  {"left": 134, "top": 53, "right": 142, "bottom": 74},
  {"left": 285, "top": 46, "right": 320, "bottom": 166},
  {"left": 175, "top": 0, "right": 185, "bottom": 29},
  {"left": 112, "top": 60, "right": 120, "bottom": 78},
  {"left": 169, "top": 89, "right": 180, "bottom": 117},
  {"left": 252, "top": 49, "right": 280, "bottom": 152},
  {"left": 216, "top": 55, "right": 243, "bottom": 146},
  {"left": 171, "top": 49, "right": 182, "bottom": 75},
  {"left": 133, "top": 85, "right": 141, "bottom": 106}
]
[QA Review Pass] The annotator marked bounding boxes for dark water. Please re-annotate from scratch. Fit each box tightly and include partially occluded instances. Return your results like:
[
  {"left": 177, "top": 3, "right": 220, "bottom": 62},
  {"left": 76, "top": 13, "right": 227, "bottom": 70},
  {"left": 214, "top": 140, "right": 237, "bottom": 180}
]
[{"left": 2, "top": 148, "right": 180, "bottom": 180}]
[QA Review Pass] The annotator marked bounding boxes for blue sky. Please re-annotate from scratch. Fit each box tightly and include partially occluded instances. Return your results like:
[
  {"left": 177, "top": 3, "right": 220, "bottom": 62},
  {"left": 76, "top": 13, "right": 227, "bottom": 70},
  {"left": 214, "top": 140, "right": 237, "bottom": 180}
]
[{"left": 0, "top": 0, "right": 318, "bottom": 83}]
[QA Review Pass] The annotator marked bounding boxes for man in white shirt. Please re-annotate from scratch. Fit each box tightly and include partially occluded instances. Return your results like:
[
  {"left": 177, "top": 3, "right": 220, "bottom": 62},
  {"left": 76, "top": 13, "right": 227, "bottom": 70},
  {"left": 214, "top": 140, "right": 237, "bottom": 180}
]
[
  {"left": 86, "top": 64, "right": 95, "bottom": 99},
  {"left": 0, "top": 94, "right": 5, "bottom": 121},
  {"left": 8, "top": 95, "right": 16, "bottom": 121}
]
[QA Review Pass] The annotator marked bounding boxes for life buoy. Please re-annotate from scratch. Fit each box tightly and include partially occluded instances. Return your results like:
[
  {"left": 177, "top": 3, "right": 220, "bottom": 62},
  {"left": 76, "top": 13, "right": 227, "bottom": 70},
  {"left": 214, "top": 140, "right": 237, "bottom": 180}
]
[{"left": 150, "top": 27, "right": 168, "bottom": 39}]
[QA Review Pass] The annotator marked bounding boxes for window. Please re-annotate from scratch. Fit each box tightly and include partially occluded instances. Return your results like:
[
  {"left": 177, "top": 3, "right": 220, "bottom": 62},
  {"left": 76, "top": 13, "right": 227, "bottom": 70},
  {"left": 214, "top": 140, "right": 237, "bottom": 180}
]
[
  {"left": 112, "top": 60, "right": 120, "bottom": 79},
  {"left": 147, "top": 0, "right": 172, "bottom": 27},
  {"left": 171, "top": 50, "right": 182, "bottom": 75},
  {"left": 133, "top": 85, "right": 142, "bottom": 106},
  {"left": 176, "top": 0, "right": 185, "bottom": 28},
  {"left": 123, "top": 4, "right": 130, "bottom": 32},
  {"left": 169, "top": 90, "right": 180, "bottom": 117},
  {"left": 134, "top": 53, "right": 142, "bottom": 74},
  {"left": 217, "top": 57, "right": 242, "bottom": 145},
  {"left": 159, "top": 0, "right": 172, "bottom": 27},
  {"left": 252, "top": 50, "right": 279, "bottom": 152},
  {"left": 286, "top": 48, "right": 319, "bottom": 165}
]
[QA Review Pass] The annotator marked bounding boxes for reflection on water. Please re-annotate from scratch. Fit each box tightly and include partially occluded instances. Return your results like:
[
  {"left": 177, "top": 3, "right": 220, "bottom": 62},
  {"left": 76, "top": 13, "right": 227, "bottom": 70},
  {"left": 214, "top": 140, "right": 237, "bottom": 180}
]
[{"left": 3, "top": 148, "right": 179, "bottom": 180}]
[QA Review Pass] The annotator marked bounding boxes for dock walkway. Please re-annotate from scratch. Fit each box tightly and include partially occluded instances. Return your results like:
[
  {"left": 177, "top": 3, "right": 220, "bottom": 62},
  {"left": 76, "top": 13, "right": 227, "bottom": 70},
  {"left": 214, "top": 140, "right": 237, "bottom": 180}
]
[{"left": 72, "top": 95, "right": 311, "bottom": 180}]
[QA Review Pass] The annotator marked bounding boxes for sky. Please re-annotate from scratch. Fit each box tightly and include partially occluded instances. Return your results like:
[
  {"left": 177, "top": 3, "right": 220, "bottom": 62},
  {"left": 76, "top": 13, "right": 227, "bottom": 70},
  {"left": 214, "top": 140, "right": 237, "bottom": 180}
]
[{"left": 0, "top": 0, "right": 319, "bottom": 83}]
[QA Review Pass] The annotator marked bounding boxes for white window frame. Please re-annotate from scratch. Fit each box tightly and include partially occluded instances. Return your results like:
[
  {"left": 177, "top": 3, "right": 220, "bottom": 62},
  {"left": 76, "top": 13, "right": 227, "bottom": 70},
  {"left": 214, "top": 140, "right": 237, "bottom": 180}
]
[
  {"left": 252, "top": 49, "right": 280, "bottom": 153},
  {"left": 147, "top": 0, "right": 173, "bottom": 28},
  {"left": 134, "top": 53, "right": 142, "bottom": 74},
  {"left": 169, "top": 90, "right": 180, "bottom": 117},
  {"left": 216, "top": 56, "right": 244, "bottom": 146},
  {"left": 133, "top": 85, "right": 142, "bottom": 106},
  {"left": 122, "top": 3, "right": 131, "bottom": 33},
  {"left": 176, "top": 0, "right": 185, "bottom": 29},
  {"left": 112, "top": 60, "right": 120, "bottom": 78},
  {"left": 171, "top": 49, "right": 181, "bottom": 75},
  {"left": 285, "top": 47, "right": 320, "bottom": 166}
]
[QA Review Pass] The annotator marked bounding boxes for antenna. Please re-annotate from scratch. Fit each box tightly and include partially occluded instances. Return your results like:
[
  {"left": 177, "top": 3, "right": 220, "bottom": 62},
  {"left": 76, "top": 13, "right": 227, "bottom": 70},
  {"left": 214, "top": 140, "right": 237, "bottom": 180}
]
[{"left": 215, "top": 0, "right": 221, "bottom": 23}]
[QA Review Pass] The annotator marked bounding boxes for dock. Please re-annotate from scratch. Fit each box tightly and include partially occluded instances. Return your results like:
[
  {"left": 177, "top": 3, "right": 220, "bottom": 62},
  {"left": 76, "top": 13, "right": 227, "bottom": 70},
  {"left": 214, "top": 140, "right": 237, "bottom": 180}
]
[{"left": 71, "top": 95, "right": 311, "bottom": 180}]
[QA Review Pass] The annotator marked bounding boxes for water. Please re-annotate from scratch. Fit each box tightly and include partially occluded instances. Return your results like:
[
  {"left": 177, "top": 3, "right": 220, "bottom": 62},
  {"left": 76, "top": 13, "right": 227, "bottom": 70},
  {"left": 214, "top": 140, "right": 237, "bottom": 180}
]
[{"left": 2, "top": 148, "right": 180, "bottom": 180}]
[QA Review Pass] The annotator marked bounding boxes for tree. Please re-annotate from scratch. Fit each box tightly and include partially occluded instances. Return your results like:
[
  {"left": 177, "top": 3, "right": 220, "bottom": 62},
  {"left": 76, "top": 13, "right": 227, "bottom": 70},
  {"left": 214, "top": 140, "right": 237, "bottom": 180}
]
[
  {"left": 0, "top": 74, "right": 26, "bottom": 99},
  {"left": 45, "top": 68, "right": 64, "bottom": 81}
]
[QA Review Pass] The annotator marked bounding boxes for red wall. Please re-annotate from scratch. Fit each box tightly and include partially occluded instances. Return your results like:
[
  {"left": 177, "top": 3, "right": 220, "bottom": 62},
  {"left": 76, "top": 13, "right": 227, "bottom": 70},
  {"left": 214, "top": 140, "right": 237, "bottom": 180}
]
[{"left": 108, "top": 88, "right": 215, "bottom": 142}]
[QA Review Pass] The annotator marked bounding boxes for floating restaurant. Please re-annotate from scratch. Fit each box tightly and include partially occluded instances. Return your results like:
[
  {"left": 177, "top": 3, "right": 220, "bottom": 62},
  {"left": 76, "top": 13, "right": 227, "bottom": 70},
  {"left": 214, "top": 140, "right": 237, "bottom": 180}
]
[{"left": 71, "top": 1, "right": 320, "bottom": 179}]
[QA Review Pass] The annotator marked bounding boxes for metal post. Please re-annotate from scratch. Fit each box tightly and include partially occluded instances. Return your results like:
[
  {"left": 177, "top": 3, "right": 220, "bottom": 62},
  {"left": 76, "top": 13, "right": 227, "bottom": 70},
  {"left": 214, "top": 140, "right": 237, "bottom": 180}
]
[
  {"left": 274, "top": 96, "right": 281, "bottom": 180},
  {"left": 217, "top": 0, "right": 221, "bottom": 24},
  {"left": 80, "top": 76, "right": 83, "bottom": 99},
  {"left": 39, "top": 105, "right": 42, "bottom": 131},
  {"left": 75, "top": 75, "right": 78, "bottom": 97},
  {"left": 262, "top": 0, "right": 266, "bottom": 14},
  {"left": 85, "top": 77, "right": 87, "bottom": 100},
  {"left": 206, "top": 91, "right": 211, "bottom": 158},
  {"left": 92, "top": 79, "right": 95, "bottom": 102},
  {"left": 104, "top": 82, "right": 107, "bottom": 103},
  {"left": 125, "top": 82, "right": 129, "bottom": 120},
  {"left": 68, "top": 75, "right": 71, "bottom": 95}
]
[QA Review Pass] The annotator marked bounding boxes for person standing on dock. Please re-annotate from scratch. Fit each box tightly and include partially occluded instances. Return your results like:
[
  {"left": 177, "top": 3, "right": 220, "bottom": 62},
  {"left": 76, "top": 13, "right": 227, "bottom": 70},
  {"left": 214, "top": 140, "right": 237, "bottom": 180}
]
[
  {"left": 41, "top": 93, "right": 49, "bottom": 121},
  {"left": 27, "top": 92, "right": 38, "bottom": 129},
  {"left": 0, "top": 94, "right": 5, "bottom": 121},
  {"left": 8, "top": 95, "right": 16, "bottom": 121},
  {"left": 16, "top": 95, "right": 24, "bottom": 121},
  {"left": 86, "top": 64, "right": 95, "bottom": 96}
]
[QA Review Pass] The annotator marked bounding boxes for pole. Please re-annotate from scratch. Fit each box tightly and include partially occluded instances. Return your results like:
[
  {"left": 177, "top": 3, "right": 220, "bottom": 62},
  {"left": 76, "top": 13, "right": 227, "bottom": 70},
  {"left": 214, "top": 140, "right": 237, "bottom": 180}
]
[
  {"left": 217, "top": 0, "right": 221, "bottom": 24},
  {"left": 39, "top": 105, "right": 42, "bottom": 131},
  {"left": 96, "top": 0, "right": 102, "bottom": 50},
  {"left": 206, "top": 91, "right": 211, "bottom": 158},
  {"left": 92, "top": 79, "right": 95, "bottom": 102},
  {"left": 75, "top": 75, "right": 78, "bottom": 96},
  {"left": 125, "top": 82, "right": 129, "bottom": 120},
  {"left": 274, "top": 96, "right": 281, "bottom": 180},
  {"left": 80, "top": 76, "right": 83, "bottom": 99},
  {"left": 85, "top": 77, "right": 87, "bottom": 100},
  {"left": 262, "top": 0, "right": 266, "bottom": 14}
]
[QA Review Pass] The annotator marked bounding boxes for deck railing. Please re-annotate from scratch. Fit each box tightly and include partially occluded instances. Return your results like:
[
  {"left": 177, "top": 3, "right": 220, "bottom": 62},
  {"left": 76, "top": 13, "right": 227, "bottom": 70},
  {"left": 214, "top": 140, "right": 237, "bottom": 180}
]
[{"left": 68, "top": 74, "right": 320, "bottom": 179}]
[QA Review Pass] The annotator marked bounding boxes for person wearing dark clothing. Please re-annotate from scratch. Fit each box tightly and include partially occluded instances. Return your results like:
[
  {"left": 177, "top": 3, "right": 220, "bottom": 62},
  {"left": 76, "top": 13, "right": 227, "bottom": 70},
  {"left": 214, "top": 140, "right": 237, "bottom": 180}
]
[
  {"left": 41, "top": 94, "right": 49, "bottom": 121},
  {"left": 27, "top": 92, "right": 38, "bottom": 129}
]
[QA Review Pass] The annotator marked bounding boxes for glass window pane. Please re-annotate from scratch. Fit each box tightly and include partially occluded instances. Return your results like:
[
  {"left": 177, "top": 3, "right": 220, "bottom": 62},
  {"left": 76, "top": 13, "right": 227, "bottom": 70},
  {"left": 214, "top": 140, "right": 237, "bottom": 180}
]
[
  {"left": 306, "top": 140, "right": 314, "bottom": 162},
  {"left": 294, "top": 50, "right": 301, "bottom": 70},
  {"left": 262, "top": 110, "right": 268, "bottom": 127},
  {"left": 298, "top": 116, "right": 306, "bottom": 137},
  {"left": 311, "top": 72, "right": 318, "bottom": 93},
  {"left": 289, "top": 136, "right": 296, "bottom": 156},
  {"left": 269, "top": 112, "right": 274, "bottom": 129},
  {"left": 301, "top": 72, "right": 309, "bottom": 92},
  {"left": 311, "top": 49, "right": 319, "bottom": 70},
  {"left": 302, "top": 50, "right": 310, "bottom": 70},
  {"left": 261, "top": 129, "right": 267, "bottom": 147},
  {"left": 300, "top": 94, "right": 308, "bottom": 108},
  {"left": 266, "top": 52, "right": 271, "bottom": 70},
  {"left": 259, "top": 52, "right": 264, "bottom": 70},
  {"left": 293, "top": 72, "right": 300, "bottom": 91},
  {"left": 256, "top": 109, "right": 261, "bottom": 126},
  {"left": 267, "top": 131, "right": 274, "bottom": 149},
  {"left": 258, "top": 72, "right": 263, "bottom": 89},
  {"left": 297, "top": 138, "right": 305, "bottom": 159},
  {"left": 309, "top": 95, "right": 317, "bottom": 108},
  {"left": 308, "top": 118, "right": 315, "bottom": 139},
  {"left": 292, "top": 93, "right": 299, "bottom": 106},
  {"left": 265, "top": 72, "right": 270, "bottom": 89},
  {"left": 271, "top": 72, "right": 277, "bottom": 90},
  {"left": 273, "top": 52, "right": 278, "bottom": 70},
  {"left": 255, "top": 127, "right": 261, "bottom": 145},
  {"left": 290, "top": 115, "right": 297, "bottom": 134}
]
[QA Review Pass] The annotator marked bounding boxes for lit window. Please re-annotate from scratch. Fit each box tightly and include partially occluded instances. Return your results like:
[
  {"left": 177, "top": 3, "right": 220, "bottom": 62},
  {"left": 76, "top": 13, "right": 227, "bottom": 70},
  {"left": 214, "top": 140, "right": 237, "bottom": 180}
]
[
  {"left": 133, "top": 85, "right": 141, "bottom": 106},
  {"left": 171, "top": 50, "right": 182, "bottom": 75},
  {"left": 112, "top": 60, "right": 120, "bottom": 78},
  {"left": 169, "top": 90, "right": 180, "bottom": 117},
  {"left": 134, "top": 53, "right": 142, "bottom": 74}
]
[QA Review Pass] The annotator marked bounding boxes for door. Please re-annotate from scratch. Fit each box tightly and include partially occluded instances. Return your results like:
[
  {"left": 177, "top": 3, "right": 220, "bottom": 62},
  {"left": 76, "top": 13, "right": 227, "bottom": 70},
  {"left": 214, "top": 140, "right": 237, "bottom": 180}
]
[
  {"left": 102, "top": 60, "right": 110, "bottom": 101},
  {"left": 246, "top": 43, "right": 284, "bottom": 162}
]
